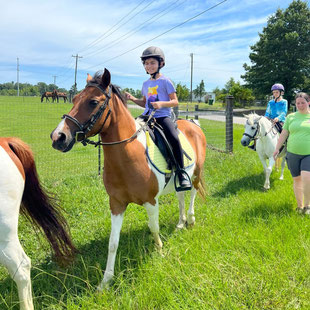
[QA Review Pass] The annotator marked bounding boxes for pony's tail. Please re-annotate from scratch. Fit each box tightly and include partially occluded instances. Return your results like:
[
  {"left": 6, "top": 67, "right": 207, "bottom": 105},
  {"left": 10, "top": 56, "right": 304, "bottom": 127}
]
[
  {"left": 196, "top": 171, "right": 207, "bottom": 200},
  {"left": 8, "top": 138, "right": 77, "bottom": 266}
]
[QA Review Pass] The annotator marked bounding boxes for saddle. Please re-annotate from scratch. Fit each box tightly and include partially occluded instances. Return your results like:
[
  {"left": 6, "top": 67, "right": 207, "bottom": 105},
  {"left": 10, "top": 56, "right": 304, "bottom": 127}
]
[{"left": 136, "top": 115, "right": 195, "bottom": 189}]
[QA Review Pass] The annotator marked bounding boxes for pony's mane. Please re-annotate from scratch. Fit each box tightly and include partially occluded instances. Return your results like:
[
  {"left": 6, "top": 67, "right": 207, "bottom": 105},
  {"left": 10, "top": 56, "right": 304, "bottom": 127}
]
[
  {"left": 247, "top": 113, "right": 260, "bottom": 125},
  {"left": 90, "top": 71, "right": 126, "bottom": 107}
]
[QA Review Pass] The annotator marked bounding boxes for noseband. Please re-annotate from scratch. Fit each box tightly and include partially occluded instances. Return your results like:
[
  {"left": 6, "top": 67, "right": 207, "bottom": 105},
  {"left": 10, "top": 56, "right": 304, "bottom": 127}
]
[
  {"left": 242, "top": 121, "right": 260, "bottom": 140},
  {"left": 62, "top": 84, "right": 112, "bottom": 145}
]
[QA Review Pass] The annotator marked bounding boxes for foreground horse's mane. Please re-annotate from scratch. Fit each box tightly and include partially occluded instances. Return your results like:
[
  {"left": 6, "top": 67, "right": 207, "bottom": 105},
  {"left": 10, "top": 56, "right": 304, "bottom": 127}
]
[{"left": 89, "top": 71, "right": 126, "bottom": 107}]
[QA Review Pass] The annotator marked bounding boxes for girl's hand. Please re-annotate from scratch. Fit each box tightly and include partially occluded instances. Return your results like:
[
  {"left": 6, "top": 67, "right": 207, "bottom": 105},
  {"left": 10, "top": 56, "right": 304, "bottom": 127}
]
[
  {"left": 125, "top": 92, "right": 135, "bottom": 101},
  {"left": 273, "top": 117, "right": 279, "bottom": 123},
  {"left": 151, "top": 101, "right": 162, "bottom": 109}
]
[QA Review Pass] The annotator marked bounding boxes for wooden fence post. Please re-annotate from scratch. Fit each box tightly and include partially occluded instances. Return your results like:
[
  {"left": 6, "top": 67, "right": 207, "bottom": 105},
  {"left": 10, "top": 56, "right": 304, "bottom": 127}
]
[{"left": 225, "top": 95, "right": 234, "bottom": 153}]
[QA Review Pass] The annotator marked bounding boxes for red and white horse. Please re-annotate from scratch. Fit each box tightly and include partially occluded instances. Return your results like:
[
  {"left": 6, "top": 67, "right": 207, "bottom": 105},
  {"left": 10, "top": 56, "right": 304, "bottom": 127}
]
[
  {"left": 0, "top": 137, "right": 76, "bottom": 310},
  {"left": 51, "top": 69, "right": 206, "bottom": 289}
]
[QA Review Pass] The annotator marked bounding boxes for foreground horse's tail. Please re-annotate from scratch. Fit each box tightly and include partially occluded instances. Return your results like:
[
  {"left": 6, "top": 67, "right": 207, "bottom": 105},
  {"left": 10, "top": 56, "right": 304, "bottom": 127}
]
[{"left": 7, "top": 138, "right": 77, "bottom": 265}]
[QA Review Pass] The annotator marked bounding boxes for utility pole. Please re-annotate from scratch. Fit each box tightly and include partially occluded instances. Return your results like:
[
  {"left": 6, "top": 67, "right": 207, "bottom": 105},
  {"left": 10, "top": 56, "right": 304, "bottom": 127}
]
[
  {"left": 52, "top": 75, "right": 57, "bottom": 86},
  {"left": 188, "top": 53, "right": 194, "bottom": 119},
  {"left": 72, "top": 54, "right": 83, "bottom": 95},
  {"left": 17, "top": 57, "right": 20, "bottom": 97}
]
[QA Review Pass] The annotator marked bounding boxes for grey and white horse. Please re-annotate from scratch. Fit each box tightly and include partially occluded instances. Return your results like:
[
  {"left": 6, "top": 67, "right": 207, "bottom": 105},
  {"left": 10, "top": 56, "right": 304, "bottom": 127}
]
[{"left": 241, "top": 113, "right": 286, "bottom": 190}]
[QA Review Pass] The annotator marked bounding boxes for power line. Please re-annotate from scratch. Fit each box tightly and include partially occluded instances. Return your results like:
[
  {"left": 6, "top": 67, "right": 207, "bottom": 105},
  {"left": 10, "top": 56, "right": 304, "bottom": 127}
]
[
  {"left": 77, "top": 0, "right": 150, "bottom": 54},
  {"left": 82, "top": 0, "right": 186, "bottom": 59},
  {"left": 86, "top": 0, "right": 228, "bottom": 70}
]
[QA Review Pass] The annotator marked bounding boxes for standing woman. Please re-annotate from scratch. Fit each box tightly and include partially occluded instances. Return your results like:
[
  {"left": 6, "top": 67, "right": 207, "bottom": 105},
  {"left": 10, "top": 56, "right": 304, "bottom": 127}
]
[{"left": 273, "top": 92, "right": 310, "bottom": 213}]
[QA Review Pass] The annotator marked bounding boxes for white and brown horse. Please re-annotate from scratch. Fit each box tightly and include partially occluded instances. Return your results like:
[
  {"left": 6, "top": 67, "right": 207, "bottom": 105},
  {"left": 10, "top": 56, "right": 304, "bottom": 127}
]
[
  {"left": 0, "top": 137, "right": 76, "bottom": 310},
  {"left": 51, "top": 69, "right": 206, "bottom": 289}
]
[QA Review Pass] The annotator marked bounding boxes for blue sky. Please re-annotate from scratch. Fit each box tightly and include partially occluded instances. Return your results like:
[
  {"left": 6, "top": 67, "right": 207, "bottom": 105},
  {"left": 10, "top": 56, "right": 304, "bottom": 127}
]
[{"left": 0, "top": 0, "right": 295, "bottom": 92}]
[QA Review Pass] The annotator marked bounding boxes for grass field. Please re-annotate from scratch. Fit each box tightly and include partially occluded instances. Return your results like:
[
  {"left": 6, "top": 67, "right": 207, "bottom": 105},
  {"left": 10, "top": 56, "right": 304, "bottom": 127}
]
[{"left": 1, "top": 96, "right": 310, "bottom": 309}]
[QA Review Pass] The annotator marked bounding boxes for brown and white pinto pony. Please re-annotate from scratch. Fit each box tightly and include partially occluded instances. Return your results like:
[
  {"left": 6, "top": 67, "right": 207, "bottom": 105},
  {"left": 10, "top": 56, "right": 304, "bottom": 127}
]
[
  {"left": 51, "top": 69, "right": 206, "bottom": 289},
  {"left": 0, "top": 137, "right": 76, "bottom": 310}
]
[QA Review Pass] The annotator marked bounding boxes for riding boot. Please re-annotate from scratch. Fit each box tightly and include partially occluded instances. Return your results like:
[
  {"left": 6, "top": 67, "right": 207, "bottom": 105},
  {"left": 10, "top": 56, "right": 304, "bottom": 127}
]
[{"left": 177, "top": 169, "right": 192, "bottom": 191}]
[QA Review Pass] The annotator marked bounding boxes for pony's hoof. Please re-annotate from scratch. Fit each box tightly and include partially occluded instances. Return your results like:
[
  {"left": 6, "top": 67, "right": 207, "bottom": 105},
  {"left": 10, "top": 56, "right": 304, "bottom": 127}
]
[{"left": 176, "top": 222, "right": 186, "bottom": 229}]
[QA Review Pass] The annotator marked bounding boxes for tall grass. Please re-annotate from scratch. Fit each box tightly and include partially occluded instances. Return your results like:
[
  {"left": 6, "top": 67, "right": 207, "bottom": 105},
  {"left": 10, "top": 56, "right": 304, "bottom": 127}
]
[{"left": 1, "top": 96, "right": 309, "bottom": 309}]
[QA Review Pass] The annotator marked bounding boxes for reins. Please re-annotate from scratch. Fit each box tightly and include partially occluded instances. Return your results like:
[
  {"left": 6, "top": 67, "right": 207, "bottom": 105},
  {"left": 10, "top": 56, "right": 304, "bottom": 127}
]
[{"left": 243, "top": 117, "right": 277, "bottom": 142}]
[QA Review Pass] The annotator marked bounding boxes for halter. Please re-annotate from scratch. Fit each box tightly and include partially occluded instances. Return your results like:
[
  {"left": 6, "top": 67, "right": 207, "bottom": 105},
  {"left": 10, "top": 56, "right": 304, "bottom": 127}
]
[{"left": 62, "top": 84, "right": 112, "bottom": 145}]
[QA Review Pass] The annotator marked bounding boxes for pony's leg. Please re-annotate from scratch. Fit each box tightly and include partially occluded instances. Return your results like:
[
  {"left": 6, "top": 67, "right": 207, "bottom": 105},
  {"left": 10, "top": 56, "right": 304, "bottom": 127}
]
[
  {"left": 279, "top": 157, "right": 286, "bottom": 180},
  {"left": 176, "top": 191, "right": 186, "bottom": 229},
  {"left": 0, "top": 240, "right": 33, "bottom": 310},
  {"left": 98, "top": 212, "right": 124, "bottom": 290},
  {"left": 263, "top": 157, "right": 275, "bottom": 190},
  {"left": 187, "top": 187, "right": 197, "bottom": 227},
  {"left": 144, "top": 201, "right": 163, "bottom": 250}
]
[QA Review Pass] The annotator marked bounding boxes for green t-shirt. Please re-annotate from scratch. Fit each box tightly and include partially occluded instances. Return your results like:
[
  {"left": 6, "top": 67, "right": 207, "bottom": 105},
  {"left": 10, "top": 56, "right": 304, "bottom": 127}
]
[{"left": 283, "top": 112, "right": 310, "bottom": 155}]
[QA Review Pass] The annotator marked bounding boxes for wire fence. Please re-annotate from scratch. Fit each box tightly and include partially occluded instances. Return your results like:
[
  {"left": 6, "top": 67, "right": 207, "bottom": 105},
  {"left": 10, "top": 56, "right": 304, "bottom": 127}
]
[{"left": 1, "top": 95, "right": 232, "bottom": 180}]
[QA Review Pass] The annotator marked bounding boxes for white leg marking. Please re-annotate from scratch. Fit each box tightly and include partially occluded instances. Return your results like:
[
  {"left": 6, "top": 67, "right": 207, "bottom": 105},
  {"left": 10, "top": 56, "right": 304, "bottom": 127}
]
[
  {"left": 98, "top": 212, "right": 124, "bottom": 290},
  {"left": 176, "top": 192, "right": 186, "bottom": 229},
  {"left": 144, "top": 202, "right": 162, "bottom": 250},
  {"left": 187, "top": 187, "right": 197, "bottom": 226}
]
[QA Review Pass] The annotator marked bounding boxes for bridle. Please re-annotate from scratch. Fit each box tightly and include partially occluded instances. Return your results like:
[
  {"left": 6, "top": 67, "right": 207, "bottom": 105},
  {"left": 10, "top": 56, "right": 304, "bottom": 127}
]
[
  {"left": 242, "top": 120, "right": 260, "bottom": 141},
  {"left": 62, "top": 83, "right": 154, "bottom": 147},
  {"left": 62, "top": 83, "right": 112, "bottom": 145},
  {"left": 242, "top": 117, "right": 277, "bottom": 142}
]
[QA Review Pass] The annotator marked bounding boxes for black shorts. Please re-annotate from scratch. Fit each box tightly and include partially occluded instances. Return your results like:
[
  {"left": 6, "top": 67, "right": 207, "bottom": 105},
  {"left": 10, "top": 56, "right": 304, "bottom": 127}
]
[{"left": 286, "top": 152, "right": 310, "bottom": 177}]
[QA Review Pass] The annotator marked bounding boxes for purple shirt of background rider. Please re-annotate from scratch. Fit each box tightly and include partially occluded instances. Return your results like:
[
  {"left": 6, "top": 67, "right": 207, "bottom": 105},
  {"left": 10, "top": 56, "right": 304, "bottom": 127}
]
[{"left": 141, "top": 75, "right": 176, "bottom": 118}]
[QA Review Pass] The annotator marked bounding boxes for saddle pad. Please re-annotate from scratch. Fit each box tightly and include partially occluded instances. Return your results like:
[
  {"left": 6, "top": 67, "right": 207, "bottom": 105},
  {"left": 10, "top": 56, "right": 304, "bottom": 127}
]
[{"left": 145, "top": 130, "right": 195, "bottom": 174}]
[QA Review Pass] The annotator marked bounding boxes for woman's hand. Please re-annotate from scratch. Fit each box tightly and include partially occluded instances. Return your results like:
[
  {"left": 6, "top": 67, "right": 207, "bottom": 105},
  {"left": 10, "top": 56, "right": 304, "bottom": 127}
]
[{"left": 273, "top": 149, "right": 279, "bottom": 160}]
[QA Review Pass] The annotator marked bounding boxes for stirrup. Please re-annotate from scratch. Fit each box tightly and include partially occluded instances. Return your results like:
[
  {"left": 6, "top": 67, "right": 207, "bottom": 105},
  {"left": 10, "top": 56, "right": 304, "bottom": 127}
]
[{"left": 174, "top": 170, "right": 192, "bottom": 192}]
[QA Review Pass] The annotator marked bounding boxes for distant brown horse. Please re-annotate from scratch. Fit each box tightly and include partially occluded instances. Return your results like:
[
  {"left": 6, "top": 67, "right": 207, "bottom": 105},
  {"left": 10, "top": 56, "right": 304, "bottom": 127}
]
[
  {"left": 0, "top": 137, "right": 76, "bottom": 310},
  {"left": 41, "top": 91, "right": 57, "bottom": 103},
  {"left": 55, "top": 92, "right": 68, "bottom": 103},
  {"left": 51, "top": 69, "right": 206, "bottom": 289}
]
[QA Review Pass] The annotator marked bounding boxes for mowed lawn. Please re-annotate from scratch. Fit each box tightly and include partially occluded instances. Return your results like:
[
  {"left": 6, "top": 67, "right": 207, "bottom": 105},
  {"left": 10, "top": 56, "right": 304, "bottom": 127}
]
[{"left": 1, "top": 96, "right": 310, "bottom": 309}]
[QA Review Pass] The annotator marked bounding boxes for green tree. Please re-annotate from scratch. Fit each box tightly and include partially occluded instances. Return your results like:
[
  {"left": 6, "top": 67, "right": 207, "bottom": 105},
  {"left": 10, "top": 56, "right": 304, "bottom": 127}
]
[
  {"left": 242, "top": 0, "right": 310, "bottom": 106},
  {"left": 175, "top": 83, "right": 190, "bottom": 101},
  {"left": 193, "top": 80, "right": 206, "bottom": 102}
]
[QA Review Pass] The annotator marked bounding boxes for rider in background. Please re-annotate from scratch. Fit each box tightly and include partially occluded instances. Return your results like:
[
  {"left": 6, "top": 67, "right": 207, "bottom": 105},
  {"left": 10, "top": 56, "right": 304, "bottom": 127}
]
[
  {"left": 249, "top": 83, "right": 288, "bottom": 150},
  {"left": 125, "top": 46, "right": 191, "bottom": 191}
]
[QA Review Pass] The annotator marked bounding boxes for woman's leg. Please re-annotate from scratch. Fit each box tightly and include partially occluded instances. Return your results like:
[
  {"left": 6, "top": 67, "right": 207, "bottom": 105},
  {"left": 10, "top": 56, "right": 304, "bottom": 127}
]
[
  {"left": 301, "top": 171, "right": 310, "bottom": 207},
  {"left": 293, "top": 176, "right": 303, "bottom": 208}
]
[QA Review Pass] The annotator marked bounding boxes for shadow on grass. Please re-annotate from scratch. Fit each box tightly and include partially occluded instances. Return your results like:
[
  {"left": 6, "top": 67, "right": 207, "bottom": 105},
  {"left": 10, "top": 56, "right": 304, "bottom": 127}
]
[
  {"left": 240, "top": 201, "right": 293, "bottom": 222},
  {"left": 212, "top": 172, "right": 279, "bottom": 197},
  {"left": 0, "top": 215, "right": 179, "bottom": 309}
]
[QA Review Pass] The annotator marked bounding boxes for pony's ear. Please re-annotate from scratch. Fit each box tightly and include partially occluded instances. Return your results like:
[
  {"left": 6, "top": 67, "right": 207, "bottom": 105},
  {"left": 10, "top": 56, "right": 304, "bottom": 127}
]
[
  {"left": 244, "top": 114, "right": 249, "bottom": 119},
  {"left": 86, "top": 73, "right": 92, "bottom": 83},
  {"left": 101, "top": 68, "right": 111, "bottom": 89}
]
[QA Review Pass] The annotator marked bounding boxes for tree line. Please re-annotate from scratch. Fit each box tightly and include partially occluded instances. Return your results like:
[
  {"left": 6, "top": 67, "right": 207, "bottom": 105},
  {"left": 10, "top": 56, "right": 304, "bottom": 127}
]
[{"left": 0, "top": 81, "right": 68, "bottom": 96}]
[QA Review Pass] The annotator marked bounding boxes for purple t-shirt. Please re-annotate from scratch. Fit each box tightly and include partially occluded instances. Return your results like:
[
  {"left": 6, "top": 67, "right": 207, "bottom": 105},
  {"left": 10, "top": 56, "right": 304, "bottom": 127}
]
[{"left": 141, "top": 75, "right": 176, "bottom": 118}]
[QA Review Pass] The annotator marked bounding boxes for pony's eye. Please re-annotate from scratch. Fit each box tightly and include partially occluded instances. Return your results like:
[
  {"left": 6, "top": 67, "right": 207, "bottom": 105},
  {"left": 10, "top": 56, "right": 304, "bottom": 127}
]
[
  {"left": 251, "top": 126, "right": 256, "bottom": 130},
  {"left": 89, "top": 100, "right": 99, "bottom": 107}
]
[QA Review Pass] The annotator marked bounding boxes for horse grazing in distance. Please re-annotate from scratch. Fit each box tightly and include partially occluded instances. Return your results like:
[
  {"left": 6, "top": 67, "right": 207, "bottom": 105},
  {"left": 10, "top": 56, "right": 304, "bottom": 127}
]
[
  {"left": 56, "top": 92, "right": 68, "bottom": 103},
  {"left": 51, "top": 69, "right": 206, "bottom": 289},
  {"left": 241, "top": 113, "right": 286, "bottom": 190},
  {"left": 40, "top": 91, "right": 57, "bottom": 103},
  {"left": 0, "top": 137, "right": 76, "bottom": 310}
]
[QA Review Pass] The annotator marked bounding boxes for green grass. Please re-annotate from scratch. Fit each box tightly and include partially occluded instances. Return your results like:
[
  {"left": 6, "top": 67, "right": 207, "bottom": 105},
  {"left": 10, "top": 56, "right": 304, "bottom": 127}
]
[{"left": 1, "top": 96, "right": 310, "bottom": 309}]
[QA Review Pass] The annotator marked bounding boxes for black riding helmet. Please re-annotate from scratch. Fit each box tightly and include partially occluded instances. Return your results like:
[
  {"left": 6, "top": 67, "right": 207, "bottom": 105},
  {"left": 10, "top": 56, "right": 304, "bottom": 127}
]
[{"left": 140, "top": 46, "right": 165, "bottom": 78}]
